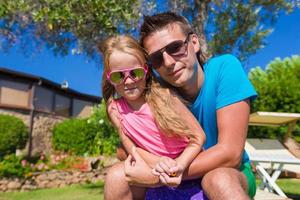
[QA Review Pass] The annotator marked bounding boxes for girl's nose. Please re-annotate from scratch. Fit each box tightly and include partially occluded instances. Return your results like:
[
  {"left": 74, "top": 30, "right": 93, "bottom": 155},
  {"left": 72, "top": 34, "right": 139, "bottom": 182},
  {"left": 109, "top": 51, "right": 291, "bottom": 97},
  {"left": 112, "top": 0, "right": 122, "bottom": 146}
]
[{"left": 123, "top": 75, "right": 135, "bottom": 84}]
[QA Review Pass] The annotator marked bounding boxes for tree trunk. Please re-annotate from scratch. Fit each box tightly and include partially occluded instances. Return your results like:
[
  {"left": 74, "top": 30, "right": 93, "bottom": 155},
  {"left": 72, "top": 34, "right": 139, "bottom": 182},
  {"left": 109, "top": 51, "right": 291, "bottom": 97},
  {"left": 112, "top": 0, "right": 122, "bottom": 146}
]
[{"left": 194, "top": 0, "right": 211, "bottom": 64}]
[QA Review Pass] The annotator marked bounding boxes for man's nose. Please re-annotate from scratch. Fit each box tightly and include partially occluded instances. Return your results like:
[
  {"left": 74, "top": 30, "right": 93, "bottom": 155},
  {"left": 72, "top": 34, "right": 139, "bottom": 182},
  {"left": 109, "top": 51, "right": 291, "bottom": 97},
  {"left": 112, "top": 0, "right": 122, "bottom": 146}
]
[{"left": 162, "top": 51, "right": 176, "bottom": 68}]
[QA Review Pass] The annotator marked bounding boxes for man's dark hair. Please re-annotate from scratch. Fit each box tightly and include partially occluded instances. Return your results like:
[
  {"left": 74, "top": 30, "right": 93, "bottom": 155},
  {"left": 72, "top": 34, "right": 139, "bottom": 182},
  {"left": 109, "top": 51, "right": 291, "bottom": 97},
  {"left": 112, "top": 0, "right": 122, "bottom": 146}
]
[
  {"left": 140, "top": 12, "right": 207, "bottom": 67},
  {"left": 140, "top": 12, "right": 193, "bottom": 47}
]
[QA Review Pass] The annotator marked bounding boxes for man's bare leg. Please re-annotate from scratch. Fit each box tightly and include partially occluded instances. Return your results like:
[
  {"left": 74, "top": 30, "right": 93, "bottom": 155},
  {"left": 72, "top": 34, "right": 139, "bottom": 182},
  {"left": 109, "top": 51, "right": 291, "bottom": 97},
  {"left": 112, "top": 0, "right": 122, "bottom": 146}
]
[
  {"left": 104, "top": 162, "right": 146, "bottom": 200},
  {"left": 201, "top": 167, "right": 249, "bottom": 200}
]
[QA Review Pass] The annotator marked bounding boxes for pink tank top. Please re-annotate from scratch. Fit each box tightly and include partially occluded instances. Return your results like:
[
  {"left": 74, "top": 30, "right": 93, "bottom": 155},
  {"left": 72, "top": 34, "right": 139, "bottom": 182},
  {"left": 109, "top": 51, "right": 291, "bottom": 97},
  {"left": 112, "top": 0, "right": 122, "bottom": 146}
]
[{"left": 113, "top": 98, "right": 188, "bottom": 159}]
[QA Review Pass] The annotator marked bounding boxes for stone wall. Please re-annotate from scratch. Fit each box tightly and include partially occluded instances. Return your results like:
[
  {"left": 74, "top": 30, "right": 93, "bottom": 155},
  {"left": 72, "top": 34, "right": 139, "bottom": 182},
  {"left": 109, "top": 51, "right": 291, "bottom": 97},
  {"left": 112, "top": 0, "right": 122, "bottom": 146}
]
[
  {"left": 0, "top": 156, "right": 118, "bottom": 192},
  {"left": 0, "top": 169, "right": 105, "bottom": 192},
  {"left": 0, "top": 109, "right": 65, "bottom": 155},
  {"left": 31, "top": 113, "right": 65, "bottom": 155}
]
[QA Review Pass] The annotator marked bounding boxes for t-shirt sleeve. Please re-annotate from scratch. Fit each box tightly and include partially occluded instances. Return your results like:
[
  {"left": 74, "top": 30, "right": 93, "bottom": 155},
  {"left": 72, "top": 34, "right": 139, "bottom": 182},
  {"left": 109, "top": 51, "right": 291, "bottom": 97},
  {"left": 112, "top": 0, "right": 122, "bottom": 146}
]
[{"left": 216, "top": 54, "right": 257, "bottom": 109}]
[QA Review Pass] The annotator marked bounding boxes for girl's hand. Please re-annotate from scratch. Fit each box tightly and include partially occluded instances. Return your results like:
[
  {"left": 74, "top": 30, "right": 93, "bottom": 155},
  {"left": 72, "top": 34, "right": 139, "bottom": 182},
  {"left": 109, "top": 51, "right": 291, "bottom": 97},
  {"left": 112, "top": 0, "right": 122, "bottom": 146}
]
[
  {"left": 158, "top": 163, "right": 184, "bottom": 187},
  {"left": 152, "top": 157, "right": 184, "bottom": 187},
  {"left": 153, "top": 156, "right": 177, "bottom": 176}
]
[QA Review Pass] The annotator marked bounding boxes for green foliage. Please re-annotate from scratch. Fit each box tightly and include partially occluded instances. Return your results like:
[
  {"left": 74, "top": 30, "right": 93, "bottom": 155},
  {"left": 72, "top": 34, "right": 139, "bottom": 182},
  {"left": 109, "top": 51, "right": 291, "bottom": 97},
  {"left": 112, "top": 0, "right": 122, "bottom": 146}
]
[
  {"left": 87, "top": 101, "right": 120, "bottom": 155},
  {"left": 49, "top": 154, "right": 86, "bottom": 171},
  {"left": 0, "top": 152, "right": 92, "bottom": 178},
  {"left": 165, "top": 0, "right": 298, "bottom": 61},
  {"left": 0, "top": 153, "right": 55, "bottom": 178},
  {"left": 1, "top": 0, "right": 299, "bottom": 62},
  {"left": 52, "top": 101, "right": 119, "bottom": 155},
  {"left": 52, "top": 118, "right": 96, "bottom": 155},
  {"left": 0, "top": 114, "right": 28, "bottom": 159},
  {"left": 248, "top": 55, "right": 300, "bottom": 139},
  {"left": 0, "top": 0, "right": 141, "bottom": 56},
  {"left": 0, "top": 154, "right": 30, "bottom": 178}
]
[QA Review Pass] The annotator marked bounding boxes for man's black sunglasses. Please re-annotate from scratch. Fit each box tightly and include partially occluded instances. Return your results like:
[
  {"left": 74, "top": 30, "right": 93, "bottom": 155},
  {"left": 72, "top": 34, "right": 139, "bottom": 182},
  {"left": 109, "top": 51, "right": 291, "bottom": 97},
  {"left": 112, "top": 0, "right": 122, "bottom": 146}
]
[{"left": 147, "top": 32, "right": 193, "bottom": 69}]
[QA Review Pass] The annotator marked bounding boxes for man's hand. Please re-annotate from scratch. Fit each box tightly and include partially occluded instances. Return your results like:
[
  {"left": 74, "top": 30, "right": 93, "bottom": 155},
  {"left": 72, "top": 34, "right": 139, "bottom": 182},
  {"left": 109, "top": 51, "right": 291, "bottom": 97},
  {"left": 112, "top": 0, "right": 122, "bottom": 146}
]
[{"left": 124, "top": 147, "right": 160, "bottom": 187}]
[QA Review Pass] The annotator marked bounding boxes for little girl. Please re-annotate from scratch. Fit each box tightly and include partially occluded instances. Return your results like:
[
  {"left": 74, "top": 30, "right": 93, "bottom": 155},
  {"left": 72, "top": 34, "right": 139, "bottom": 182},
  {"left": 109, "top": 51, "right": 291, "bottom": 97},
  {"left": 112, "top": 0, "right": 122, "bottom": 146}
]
[{"left": 100, "top": 35, "right": 207, "bottom": 199}]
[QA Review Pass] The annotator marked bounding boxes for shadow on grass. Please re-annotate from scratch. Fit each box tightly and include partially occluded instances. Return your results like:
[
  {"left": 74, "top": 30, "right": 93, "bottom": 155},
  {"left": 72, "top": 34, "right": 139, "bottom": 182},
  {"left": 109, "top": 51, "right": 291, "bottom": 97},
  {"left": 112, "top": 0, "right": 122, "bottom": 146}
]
[
  {"left": 81, "top": 181, "right": 104, "bottom": 189},
  {"left": 287, "top": 193, "right": 300, "bottom": 200}
]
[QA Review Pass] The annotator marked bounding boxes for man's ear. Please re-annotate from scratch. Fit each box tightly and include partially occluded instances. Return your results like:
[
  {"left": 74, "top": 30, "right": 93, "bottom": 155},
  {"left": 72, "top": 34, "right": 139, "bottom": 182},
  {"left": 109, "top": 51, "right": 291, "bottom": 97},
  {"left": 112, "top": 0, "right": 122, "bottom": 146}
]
[{"left": 190, "top": 34, "right": 200, "bottom": 53}]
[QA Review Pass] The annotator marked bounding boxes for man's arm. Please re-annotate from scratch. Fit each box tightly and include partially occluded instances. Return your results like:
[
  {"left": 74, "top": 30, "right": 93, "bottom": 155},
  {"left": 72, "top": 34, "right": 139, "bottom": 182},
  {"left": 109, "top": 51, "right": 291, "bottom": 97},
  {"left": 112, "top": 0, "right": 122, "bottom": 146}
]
[
  {"left": 128, "top": 99, "right": 250, "bottom": 180},
  {"left": 183, "top": 99, "right": 250, "bottom": 180},
  {"left": 112, "top": 99, "right": 250, "bottom": 184}
]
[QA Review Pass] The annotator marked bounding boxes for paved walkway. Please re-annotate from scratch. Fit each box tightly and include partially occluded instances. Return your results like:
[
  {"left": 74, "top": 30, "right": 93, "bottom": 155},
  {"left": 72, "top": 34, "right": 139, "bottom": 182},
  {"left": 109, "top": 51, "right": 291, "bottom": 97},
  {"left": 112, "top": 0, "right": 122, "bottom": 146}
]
[{"left": 255, "top": 189, "right": 292, "bottom": 200}]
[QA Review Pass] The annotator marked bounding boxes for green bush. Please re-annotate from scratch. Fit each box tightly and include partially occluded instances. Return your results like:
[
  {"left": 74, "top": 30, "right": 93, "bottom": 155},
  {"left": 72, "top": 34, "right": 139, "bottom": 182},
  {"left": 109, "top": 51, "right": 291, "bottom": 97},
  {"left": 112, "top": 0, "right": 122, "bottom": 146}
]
[
  {"left": 52, "top": 118, "right": 96, "bottom": 155},
  {"left": 52, "top": 101, "right": 120, "bottom": 156},
  {"left": 249, "top": 55, "right": 300, "bottom": 139},
  {"left": 53, "top": 103, "right": 119, "bottom": 155},
  {"left": 0, "top": 154, "right": 30, "bottom": 178},
  {"left": 87, "top": 101, "right": 120, "bottom": 155},
  {"left": 0, "top": 114, "right": 28, "bottom": 159},
  {"left": 0, "top": 153, "right": 91, "bottom": 178}
]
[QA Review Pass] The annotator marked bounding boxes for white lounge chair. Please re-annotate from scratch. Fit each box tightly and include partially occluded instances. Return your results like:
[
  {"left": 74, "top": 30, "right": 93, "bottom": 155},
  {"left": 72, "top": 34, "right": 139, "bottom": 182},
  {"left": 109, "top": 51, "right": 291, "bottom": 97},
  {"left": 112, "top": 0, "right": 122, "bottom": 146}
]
[{"left": 246, "top": 112, "right": 300, "bottom": 198}]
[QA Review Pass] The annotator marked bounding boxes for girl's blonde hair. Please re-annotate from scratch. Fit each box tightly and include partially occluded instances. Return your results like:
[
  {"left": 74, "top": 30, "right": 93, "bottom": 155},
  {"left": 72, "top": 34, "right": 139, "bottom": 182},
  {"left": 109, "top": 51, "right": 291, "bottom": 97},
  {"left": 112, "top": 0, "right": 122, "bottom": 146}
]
[{"left": 99, "top": 35, "right": 191, "bottom": 138}]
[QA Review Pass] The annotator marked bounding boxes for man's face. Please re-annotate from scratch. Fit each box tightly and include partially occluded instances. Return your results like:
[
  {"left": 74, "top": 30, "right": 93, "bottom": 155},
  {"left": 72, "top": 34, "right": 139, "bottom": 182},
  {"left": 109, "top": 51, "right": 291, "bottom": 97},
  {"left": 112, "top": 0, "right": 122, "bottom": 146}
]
[{"left": 143, "top": 24, "right": 200, "bottom": 87}]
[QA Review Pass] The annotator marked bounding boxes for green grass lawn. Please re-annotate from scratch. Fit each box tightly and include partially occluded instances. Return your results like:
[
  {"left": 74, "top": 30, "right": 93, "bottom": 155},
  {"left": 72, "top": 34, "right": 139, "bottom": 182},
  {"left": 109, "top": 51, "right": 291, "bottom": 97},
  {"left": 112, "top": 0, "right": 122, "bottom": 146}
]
[
  {"left": 257, "top": 178, "right": 300, "bottom": 199},
  {"left": 294, "top": 135, "right": 300, "bottom": 143},
  {"left": 1, "top": 178, "right": 300, "bottom": 200},
  {"left": 0, "top": 181, "right": 104, "bottom": 200}
]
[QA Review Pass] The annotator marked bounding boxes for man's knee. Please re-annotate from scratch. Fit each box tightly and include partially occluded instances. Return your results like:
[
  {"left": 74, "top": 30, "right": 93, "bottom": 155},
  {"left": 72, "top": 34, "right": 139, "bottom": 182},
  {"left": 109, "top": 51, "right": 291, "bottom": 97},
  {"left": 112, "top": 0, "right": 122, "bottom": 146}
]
[
  {"left": 201, "top": 167, "right": 249, "bottom": 200},
  {"left": 106, "top": 162, "right": 126, "bottom": 182},
  {"left": 202, "top": 167, "right": 233, "bottom": 190},
  {"left": 104, "top": 162, "right": 147, "bottom": 200},
  {"left": 104, "top": 162, "right": 129, "bottom": 200}
]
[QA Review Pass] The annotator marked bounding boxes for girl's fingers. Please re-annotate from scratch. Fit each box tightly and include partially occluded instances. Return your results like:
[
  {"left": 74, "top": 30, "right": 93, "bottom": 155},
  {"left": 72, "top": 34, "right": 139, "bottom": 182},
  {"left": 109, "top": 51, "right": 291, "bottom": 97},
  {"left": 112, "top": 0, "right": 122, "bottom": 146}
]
[
  {"left": 162, "top": 158, "right": 176, "bottom": 168},
  {"left": 160, "top": 172, "right": 181, "bottom": 187},
  {"left": 157, "top": 161, "right": 171, "bottom": 175},
  {"left": 169, "top": 165, "right": 181, "bottom": 173},
  {"left": 155, "top": 163, "right": 164, "bottom": 173}
]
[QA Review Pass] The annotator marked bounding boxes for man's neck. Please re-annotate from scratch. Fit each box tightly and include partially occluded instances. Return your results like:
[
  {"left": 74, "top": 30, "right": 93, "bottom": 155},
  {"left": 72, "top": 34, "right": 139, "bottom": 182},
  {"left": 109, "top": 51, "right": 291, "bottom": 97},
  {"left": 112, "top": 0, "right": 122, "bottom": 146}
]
[{"left": 178, "top": 65, "right": 204, "bottom": 103}]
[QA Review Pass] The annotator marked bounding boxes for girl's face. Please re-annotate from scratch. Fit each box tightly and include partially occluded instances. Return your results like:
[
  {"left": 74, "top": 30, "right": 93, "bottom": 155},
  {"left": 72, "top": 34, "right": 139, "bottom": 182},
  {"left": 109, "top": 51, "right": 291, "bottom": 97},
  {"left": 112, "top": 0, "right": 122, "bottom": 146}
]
[{"left": 108, "top": 50, "right": 147, "bottom": 103}]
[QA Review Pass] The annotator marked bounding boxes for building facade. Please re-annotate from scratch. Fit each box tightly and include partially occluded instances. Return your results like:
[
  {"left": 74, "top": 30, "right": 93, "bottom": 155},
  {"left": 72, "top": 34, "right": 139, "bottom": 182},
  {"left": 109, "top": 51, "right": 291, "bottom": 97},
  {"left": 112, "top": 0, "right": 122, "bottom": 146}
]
[{"left": 0, "top": 67, "right": 101, "bottom": 155}]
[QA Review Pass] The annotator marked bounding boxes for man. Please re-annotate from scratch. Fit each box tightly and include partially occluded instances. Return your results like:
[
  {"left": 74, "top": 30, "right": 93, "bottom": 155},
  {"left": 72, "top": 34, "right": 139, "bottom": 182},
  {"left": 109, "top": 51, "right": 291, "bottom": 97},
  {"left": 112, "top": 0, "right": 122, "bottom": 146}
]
[{"left": 104, "top": 12, "right": 257, "bottom": 200}]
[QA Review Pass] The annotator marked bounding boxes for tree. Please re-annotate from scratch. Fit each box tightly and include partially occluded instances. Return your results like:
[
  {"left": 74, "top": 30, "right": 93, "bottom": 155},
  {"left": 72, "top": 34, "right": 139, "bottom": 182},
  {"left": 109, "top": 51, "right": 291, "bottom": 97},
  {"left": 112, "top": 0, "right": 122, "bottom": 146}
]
[
  {"left": 0, "top": 0, "right": 144, "bottom": 57},
  {"left": 248, "top": 55, "right": 300, "bottom": 139},
  {"left": 166, "top": 0, "right": 299, "bottom": 62},
  {"left": 0, "top": 0, "right": 299, "bottom": 62}
]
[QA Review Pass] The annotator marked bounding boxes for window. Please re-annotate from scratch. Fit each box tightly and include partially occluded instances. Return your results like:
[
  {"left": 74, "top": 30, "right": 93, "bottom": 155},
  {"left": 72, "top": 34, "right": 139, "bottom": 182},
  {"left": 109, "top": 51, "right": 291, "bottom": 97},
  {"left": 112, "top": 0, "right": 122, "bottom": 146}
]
[
  {"left": 54, "top": 94, "right": 71, "bottom": 117},
  {"left": 34, "top": 86, "right": 53, "bottom": 112},
  {"left": 72, "top": 99, "right": 94, "bottom": 118},
  {"left": 0, "top": 80, "right": 30, "bottom": 107}
]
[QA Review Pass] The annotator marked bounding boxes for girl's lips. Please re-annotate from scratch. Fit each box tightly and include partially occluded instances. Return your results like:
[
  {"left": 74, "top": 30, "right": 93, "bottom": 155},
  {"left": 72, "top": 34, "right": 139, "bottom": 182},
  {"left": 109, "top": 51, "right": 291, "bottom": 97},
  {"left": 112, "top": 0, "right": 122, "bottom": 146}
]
[{"left": 124, "top": 86, "right": 138, "bottom": 91}]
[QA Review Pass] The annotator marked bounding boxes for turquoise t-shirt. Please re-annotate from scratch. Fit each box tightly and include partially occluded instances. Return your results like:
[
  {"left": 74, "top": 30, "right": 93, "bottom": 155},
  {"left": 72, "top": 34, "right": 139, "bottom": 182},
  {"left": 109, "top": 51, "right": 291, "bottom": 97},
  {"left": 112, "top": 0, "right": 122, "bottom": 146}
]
[{"left": 189, "top": 54, "right": 257, "bottom": 163}]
